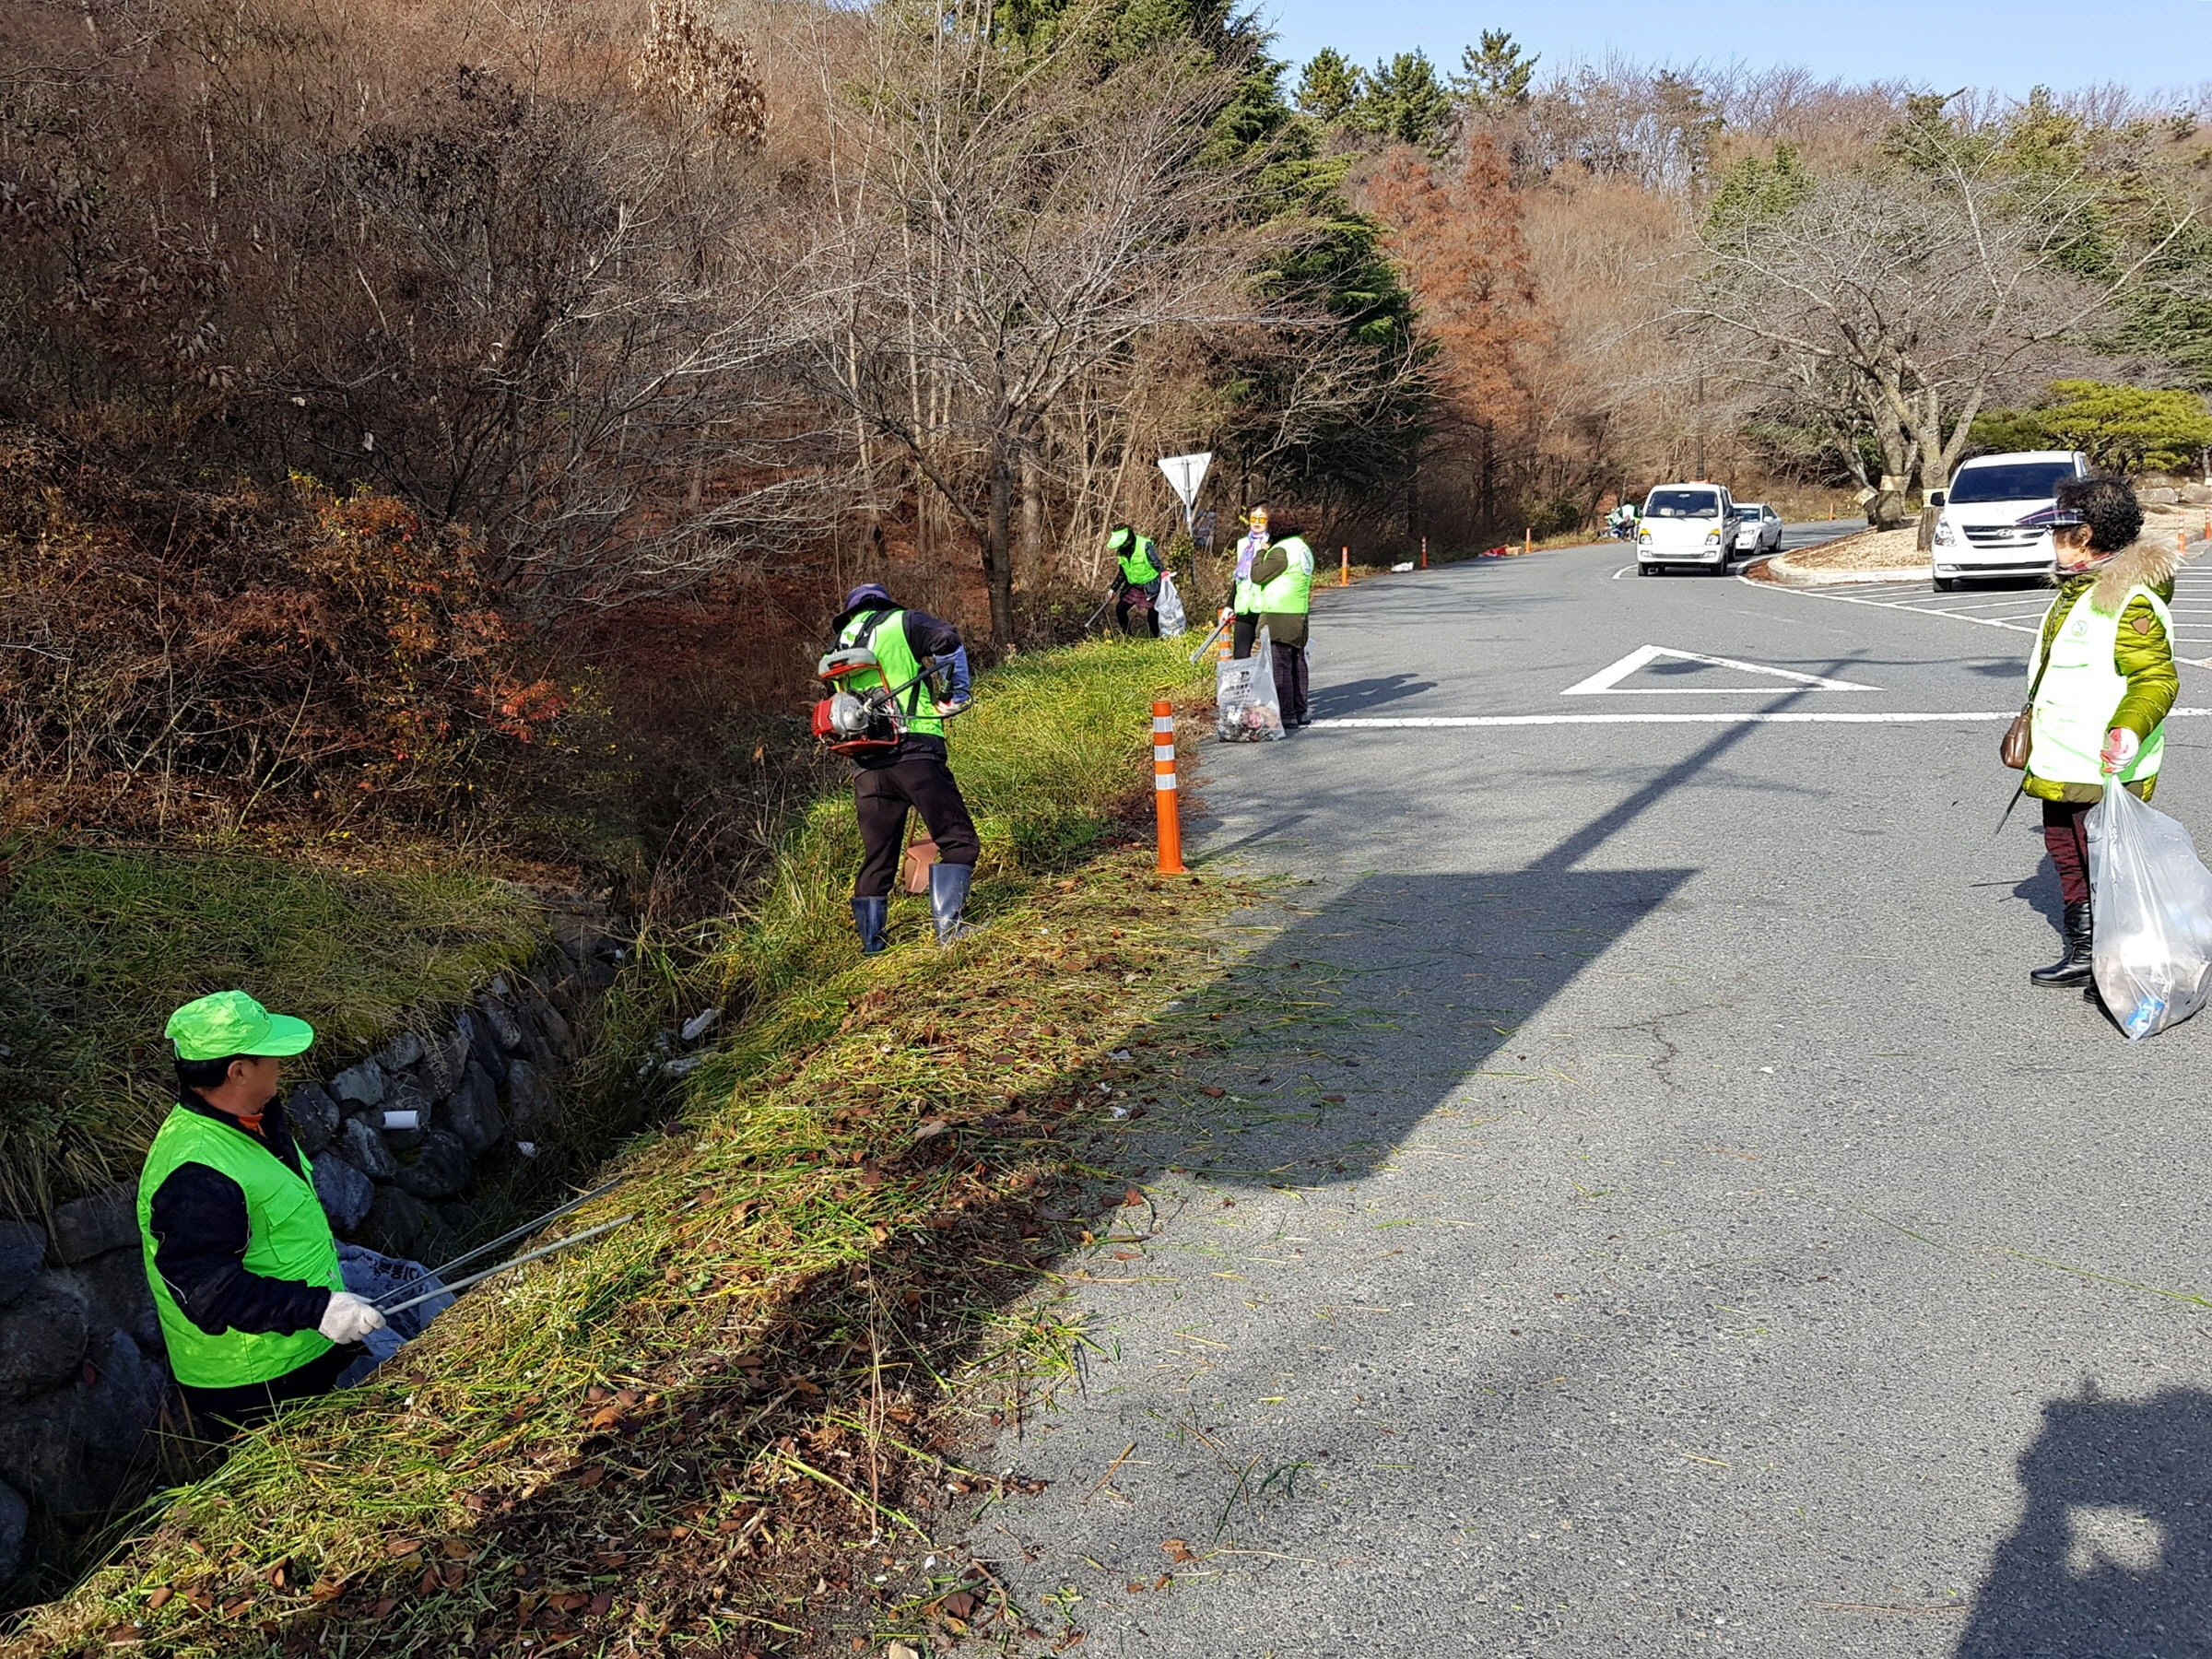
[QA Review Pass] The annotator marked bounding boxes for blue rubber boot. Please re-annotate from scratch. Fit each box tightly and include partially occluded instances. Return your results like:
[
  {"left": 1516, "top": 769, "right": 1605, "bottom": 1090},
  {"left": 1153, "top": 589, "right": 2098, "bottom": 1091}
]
[
  {"left": 852, "top": 896, "right": 888, "bottom": 956},
  {"left": 929, "top": 863, "right": 975, "bottom": 946}
]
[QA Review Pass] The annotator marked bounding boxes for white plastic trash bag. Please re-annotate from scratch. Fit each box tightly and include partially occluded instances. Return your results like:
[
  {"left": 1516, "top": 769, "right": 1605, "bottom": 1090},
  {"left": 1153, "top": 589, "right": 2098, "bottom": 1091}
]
[
  {"left": 2088, "top": 781, "right": 2212, "bottom": 1041},
  {"left": 1215, "top": 629, "right": 1285, "bottom": 742},
  {"left": 1156, "top": 571, "right": 1188, "bottom": 638}
]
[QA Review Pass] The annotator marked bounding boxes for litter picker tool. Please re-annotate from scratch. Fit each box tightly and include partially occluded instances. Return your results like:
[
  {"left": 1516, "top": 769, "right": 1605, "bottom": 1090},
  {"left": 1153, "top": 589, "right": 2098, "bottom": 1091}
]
[
  {"left": 1080, "top": 593, "right": 1116, "bottom": 633},
  {"left": 1187, "top": 612, "right": 1230, "bottom": 663},
  {"left": 375, "top": 1176, "right": 629, "bottom": 1309},
  {"left": 375, "top": 1213, "right": 638, "bottom": 1319}
]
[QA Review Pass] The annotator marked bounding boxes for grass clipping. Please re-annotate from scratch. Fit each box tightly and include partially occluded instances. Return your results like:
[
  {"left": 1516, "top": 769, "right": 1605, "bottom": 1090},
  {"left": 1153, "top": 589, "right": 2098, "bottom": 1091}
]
[{"left": 18, "top": 638, "right": 1233, "bottom": 1658}]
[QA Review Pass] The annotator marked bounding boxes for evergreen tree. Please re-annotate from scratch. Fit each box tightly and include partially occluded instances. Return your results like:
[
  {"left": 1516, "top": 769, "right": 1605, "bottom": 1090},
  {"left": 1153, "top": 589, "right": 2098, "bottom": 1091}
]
[
  {"left": 1357, "top": 50, "right": 1453, "bottom": 151},
  {"left": 1294, "top": 48, "right": 1365, "bottom": 124},
  {"left": 1451, "top": 30, "right": 1537, "bottom": 112}
]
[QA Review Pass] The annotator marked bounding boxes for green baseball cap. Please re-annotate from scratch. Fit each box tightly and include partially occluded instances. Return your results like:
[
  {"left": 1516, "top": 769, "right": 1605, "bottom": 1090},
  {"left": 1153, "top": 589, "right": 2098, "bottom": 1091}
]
[{"left": 165, "top": 990, "right": 316, "bottom": 1062}]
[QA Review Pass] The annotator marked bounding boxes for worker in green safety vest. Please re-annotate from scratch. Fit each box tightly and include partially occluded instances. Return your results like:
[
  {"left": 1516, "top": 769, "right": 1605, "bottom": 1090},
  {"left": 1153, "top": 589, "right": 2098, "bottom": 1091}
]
[
  {"left": 1106, "top": 524, "right": 1164, "bottom": 638},
  {"left": 830, "top": 583, "right": 981, "bottom": 952},
  {"left": 137, "top": 990, "right": 392, "bottom": 1431},
  {"left": 1232, "top": 512, "right": 1316, "bottom": 728}
]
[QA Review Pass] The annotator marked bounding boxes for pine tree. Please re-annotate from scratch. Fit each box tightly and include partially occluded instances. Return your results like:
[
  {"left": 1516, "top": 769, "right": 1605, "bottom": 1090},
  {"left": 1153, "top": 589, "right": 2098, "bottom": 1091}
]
[{"left": 1450, "top": 30, "right": 1537, "bottom": 112}]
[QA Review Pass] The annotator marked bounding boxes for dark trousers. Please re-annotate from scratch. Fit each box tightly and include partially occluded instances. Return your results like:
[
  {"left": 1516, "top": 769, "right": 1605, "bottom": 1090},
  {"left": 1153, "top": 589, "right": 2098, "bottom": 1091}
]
[
  {"left": 1232, "top": 614, "right": 1258, "bottom": 657},
  {"left": 1273, "top": 641, "right": 1309, "bottom": 725},
  {"left": 854, "top": 756, "right": 980, "bottom": 898},
  {"left": 2043, "top": 799, "right": 2092, "bottom": 905},
  {"left": 179, "top": 1342, "right": 358, "bottom": 1437},
  {"left": 1117, "top": 579, "right": 1161, "bottom": 638}
]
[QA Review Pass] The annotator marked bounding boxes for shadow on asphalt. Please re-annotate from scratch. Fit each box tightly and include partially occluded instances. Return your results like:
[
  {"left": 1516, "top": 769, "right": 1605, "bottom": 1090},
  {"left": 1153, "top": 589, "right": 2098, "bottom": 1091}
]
[
  {"left": 1958, "top": 1383, "right": 2212, "bottom": 1658},
  {"left": 1135, "top": 864, "right": 1694, "bottom": 1188},
  {"left": 1306, "top": 673, "right": 1436, "bottom": 717}
]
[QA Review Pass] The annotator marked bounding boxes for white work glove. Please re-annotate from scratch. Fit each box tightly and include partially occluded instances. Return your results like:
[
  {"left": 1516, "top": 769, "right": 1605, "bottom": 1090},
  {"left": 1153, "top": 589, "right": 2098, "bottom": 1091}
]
[
  {"left": 2100, "top": 727, "right": 2141, "bottom": 776},
  {"left": 318, "top": 1290, "right": 387, "bottom": 1344}
]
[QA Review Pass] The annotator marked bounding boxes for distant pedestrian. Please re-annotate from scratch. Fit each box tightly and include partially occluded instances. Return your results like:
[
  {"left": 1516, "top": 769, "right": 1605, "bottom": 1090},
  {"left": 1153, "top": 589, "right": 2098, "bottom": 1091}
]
[
  {"left": 1233, "top": 511, "right": 1316, "bottom": 729},
  {"left": 2020, "top": 477, "right": 2175, "bottom": 988},
  {"left": 1106, "top": 525, "right": 1163, "bottom": 638}
]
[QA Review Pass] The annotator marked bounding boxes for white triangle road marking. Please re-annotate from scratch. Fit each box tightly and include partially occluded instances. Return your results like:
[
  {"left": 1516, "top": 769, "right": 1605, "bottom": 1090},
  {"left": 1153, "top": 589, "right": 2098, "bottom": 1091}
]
[{"left": 1559, "top": 643, "right": 1879, "bottom": 697}]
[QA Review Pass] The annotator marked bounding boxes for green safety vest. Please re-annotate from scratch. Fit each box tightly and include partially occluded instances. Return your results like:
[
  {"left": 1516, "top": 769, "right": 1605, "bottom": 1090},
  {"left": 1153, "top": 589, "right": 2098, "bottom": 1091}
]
[
  {"left": 1246, "top": 536, "right": 1314, "bottom": 617},
  {"left": 137, "top": 1104, "right": 343, "bottom": 1388},
  {"left": 838, "top": 608, "right": 944, "bottom": 741},
  {"left": 1116, "top": 534, "right": 1160, "bottom": 587},
  {"left": 2028, "top": 582, "right": 2169, "bottom": 787}
]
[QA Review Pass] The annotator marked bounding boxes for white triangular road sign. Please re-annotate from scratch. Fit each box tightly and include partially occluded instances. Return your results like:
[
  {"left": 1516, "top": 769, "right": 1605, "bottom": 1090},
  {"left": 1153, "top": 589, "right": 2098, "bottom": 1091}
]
[
  {"left": 1158, "top": 451, "right": 1212, "bottom": 515},
  {"left": 1561, "top": 644, "right": 1878, "bottom": 697}
]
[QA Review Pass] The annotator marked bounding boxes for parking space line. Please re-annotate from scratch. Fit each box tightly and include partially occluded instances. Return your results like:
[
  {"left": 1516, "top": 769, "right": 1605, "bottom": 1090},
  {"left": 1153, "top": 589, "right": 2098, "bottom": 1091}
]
[
  {"left": 1749, "top": 562, "right": 2212, "bottom": 667},
  {"left": 1310, "top": 709, "right": 2212, "bottom": 730}
]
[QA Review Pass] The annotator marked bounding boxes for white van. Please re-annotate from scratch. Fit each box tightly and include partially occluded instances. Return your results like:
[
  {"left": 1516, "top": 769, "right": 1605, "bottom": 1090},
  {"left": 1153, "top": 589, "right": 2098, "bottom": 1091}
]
[
  {"left": 1929, "top": 451, "right": 2089, "bottom": 591},
  {"left": 1637, "top": 483, "right": 1740, "bottom": 575}
]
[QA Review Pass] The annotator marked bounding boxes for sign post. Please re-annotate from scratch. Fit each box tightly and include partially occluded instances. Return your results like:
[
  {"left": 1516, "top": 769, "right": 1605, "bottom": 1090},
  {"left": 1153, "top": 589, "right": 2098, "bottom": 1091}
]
[{"left": 1157, "top": 452, "right": 1212, "bottom": 534}]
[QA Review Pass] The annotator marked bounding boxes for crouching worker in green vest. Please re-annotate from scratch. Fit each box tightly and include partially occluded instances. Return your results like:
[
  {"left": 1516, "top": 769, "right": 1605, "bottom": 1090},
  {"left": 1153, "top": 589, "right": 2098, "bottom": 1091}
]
[
  {"left": 1106, "top": 525, "right": 1163, "bottom": 638},
  {"left": 1231, "top": 513, "right": 1316, "bottom": 728},
  {"left": 830, "top": 583, "right": 982, "bottom": 953},
  {"left": 139, "top": 991, "right": 393, "bottom": 1433}
]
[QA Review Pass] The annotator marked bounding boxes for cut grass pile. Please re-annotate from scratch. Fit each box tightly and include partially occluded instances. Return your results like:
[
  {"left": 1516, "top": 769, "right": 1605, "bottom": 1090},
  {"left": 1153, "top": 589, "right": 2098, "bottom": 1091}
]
[
  {"left": 16, "top": 636, "right": 1230, "bottom": 1658},
  {"left": 0, "top": 845, "right": 544, "bottom": 1216}
]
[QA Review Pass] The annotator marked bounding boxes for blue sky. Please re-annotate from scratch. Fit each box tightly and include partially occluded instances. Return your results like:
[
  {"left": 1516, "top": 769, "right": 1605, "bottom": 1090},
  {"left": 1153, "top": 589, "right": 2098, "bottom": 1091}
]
[{"left": 1260, "top": 0, "right": 2212, "bottom": 102}]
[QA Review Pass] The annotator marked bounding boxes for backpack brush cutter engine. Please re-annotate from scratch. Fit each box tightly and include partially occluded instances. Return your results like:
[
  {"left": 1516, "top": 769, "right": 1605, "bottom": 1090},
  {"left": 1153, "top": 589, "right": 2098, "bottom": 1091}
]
[{"left": 811, "top": 649, "right": 960, "bottom": 755}]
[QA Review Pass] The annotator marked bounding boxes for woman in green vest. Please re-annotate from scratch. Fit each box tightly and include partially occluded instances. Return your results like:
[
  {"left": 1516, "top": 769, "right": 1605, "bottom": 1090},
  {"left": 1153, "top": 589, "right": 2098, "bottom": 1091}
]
[
  {"left": 1106, "top": 525, "right": 1163, "bottom": 638},
  {"left": 2021, "top": 477, "right": 2178, "bottom": 988},
  {"left": 138, "top": 990, "right": 389, "bottom": 1430},
  {"left": 1234, "top": 512, "right": 1317, "bottom": 728}
]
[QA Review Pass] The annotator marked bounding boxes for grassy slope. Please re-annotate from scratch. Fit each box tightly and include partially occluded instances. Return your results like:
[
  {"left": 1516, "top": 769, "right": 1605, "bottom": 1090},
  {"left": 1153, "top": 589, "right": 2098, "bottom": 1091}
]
[
  {"left": 0, "top": 849, "right": 543, "bottom": 1216},
  {"left": 18, "top": 638, "right": 1232, "bottom": 1658}
]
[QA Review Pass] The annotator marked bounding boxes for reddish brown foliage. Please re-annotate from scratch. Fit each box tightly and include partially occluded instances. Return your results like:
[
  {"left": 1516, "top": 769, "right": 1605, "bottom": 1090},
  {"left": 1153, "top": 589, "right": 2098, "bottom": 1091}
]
[{"left": 0, "top": 429, "right": 559, "bottom": 831}]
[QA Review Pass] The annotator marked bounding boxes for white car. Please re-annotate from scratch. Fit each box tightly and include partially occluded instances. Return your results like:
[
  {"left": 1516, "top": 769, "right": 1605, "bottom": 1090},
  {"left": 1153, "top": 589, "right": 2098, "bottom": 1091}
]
[
  {"left": 1638, "top": 483, "right": 1741, "bottom": 575},
  {"left": 1733, "top": 503, "right": 1784, "bottom": 555},
  {"left": 1929, "top": 451, "right": 2089, "bottom": 591}
]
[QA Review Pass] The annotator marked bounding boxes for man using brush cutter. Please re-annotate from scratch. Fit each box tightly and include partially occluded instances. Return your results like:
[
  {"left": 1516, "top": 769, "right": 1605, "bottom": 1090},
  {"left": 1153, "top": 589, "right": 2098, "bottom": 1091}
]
[
  {"left": 820, "top": 582, "right": 981, "bottom": 954},
  {"left": 137, "top": 991, "right": 450, "bottom": 1430}
]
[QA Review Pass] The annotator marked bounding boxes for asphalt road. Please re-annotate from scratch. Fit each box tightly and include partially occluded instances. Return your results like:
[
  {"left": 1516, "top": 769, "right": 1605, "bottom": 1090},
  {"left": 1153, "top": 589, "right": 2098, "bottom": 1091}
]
[{"left": 975, "top": 528, "right": 2212, "bottom": 1658}]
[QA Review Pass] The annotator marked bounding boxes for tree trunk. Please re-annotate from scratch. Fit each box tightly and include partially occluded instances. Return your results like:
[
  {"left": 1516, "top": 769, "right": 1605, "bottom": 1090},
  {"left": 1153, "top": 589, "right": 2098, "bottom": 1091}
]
[
  {"left": 985, "top": 433, "right": 1015, "bottom": 652},
  {"left": 1020, "top": 448, "right": 1045, "bottom": 586}
]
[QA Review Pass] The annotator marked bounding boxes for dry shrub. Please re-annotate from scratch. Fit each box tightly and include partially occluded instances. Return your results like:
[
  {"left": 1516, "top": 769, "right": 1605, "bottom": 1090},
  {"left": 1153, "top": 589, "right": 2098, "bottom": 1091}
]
[{"left": 0, "top": 429, "right": 559, "bottom": 831}]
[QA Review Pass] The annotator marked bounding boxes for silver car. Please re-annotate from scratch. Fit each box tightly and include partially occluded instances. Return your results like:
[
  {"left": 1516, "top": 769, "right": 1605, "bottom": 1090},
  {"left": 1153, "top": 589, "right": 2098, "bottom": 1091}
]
[{"left": 1733, "top": 503, "right": 1784, "bottom": 555}]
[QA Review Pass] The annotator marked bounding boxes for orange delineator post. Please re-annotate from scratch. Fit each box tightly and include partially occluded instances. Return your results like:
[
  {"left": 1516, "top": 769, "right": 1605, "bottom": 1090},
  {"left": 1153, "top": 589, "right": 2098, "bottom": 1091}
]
[
  {"left": 1339, "top": 545, "right": 1350, "bottom": 586},
  {"left": 1420, "top": 535, "right": 1429, "bottom": 569},
  {"left": 1524, "top": 527, "right": 1533, "bottom": 556},
  {"left": 1151, "top": 700, "right": 1187, "bottom": 876}
]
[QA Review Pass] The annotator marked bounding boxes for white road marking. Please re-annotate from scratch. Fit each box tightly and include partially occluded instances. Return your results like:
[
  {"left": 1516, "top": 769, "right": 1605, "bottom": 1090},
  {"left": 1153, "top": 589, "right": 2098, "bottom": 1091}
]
[
  {"left": 1747, "top": 559, "right": 2212, "bottom": 667},
  {"left": 1560, "top": 644, "right": 1878, "bottom": 697},
  {"left": 1311, "top": 709, "right": 2212, "bottom": 730}
]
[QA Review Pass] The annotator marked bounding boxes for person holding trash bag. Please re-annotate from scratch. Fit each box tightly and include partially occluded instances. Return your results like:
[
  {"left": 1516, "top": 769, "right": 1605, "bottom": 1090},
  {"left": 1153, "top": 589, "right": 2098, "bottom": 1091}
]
[
  {"left": 1233, "top": 512, "right": 1316, "bottom": 729},
  {"left": 139, "top": 991, "right": 393, "bottom": 1431},
  {"left": 1230, "top": 505, "right": 1269, "bottom": 649},
  {"left": 827, "top": 582, "right": 981, "bottom": 953},
  {"left": 2019, "top": 477, "right": 2176, "bottom": 988},
  {"left": 1107, "top": 525, "right": 1164, "bottom": 638}
]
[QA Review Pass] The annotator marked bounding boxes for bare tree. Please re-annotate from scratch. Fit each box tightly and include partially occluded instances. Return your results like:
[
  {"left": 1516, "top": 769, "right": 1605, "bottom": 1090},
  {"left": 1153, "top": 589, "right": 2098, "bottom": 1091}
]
[
  {"left": 808, "top": 0, "right": 1264, "bottom": 645},
  {"left": 1684, "top": 123, "right": 2196, "bottom": 507}
]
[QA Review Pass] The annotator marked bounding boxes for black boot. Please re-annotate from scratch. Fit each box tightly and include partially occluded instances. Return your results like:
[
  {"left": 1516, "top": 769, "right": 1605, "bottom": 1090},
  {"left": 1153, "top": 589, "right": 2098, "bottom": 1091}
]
[
  {"left": 929, "top": 863, "right": 974, "bottom": 946},
  {"left": 852, "top": 896, "right": 888, "bottom": 957},
  {"left": 2030, "top": 899, "right": 2094, "bottom": 988}
]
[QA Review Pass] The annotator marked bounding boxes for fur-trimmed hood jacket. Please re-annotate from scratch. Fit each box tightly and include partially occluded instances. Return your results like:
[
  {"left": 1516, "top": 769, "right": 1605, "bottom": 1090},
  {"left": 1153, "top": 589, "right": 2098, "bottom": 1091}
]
[{"left": 2024, "top": 535, "right": 2183, "bottom": 804}]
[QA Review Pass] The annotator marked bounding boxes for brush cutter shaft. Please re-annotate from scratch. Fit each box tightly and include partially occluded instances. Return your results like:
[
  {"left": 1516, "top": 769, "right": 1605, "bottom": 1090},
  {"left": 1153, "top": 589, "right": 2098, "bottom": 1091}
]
[
  {"left": 377, "top": 1177, "right": 629, "bottom": 1309},
  {"left": 375, "top": 1212, "right": 638, "bottom": 1317}
]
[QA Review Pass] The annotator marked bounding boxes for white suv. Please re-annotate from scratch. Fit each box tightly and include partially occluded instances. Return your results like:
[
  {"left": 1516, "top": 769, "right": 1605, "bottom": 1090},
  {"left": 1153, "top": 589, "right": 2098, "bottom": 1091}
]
[
  {"left": 1638, "top": 484, "right": 1740, "bottom": 575},
  {"left": 1930, "top": 451, "right": 2089, "bottom": 591}
]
